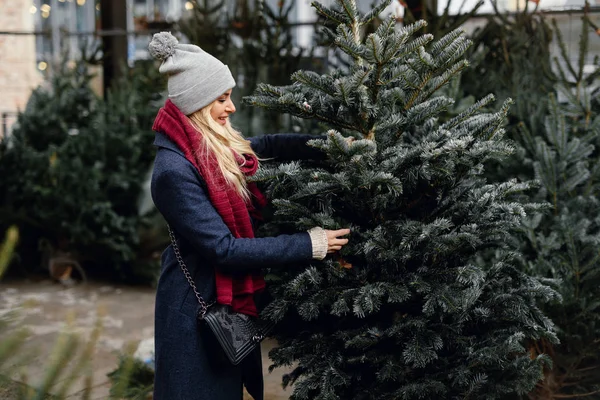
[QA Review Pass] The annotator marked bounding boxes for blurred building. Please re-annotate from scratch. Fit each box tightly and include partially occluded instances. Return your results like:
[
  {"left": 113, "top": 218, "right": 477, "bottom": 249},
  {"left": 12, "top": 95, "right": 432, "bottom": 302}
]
[
  {"left": 0, "top": 0, "right": 598, "bottom": 136},
  {"left": 0, "top": 1, "right": 42, "bottom": 137}
]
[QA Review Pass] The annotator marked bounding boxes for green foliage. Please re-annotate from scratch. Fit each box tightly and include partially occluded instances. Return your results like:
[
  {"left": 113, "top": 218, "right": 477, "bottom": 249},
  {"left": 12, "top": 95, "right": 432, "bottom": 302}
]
[
  {"left": 461, "top": 1, "right": 556, "bottom": 127},
  {"left": 0, "top": 311, "right": 101, "bottom": 400},
  {"left": 246, "top": 1, "right": 558, "bottom": 398},
  {"left": 0, "top": 227, "right": 18, "bottom": 277},
  {"left": 398, "top": 0, "right": 484, "bottom": 38},
  {"left": 178, "top": 0, "right": 322, "bottom": 135},
  {"left": 0, "top": 53, "right": 167, "bottom": 283},
  {"left": 177, "top": 0, "right": 231, "bottom": 63},
  {"left": 497, "top": 14, "right": 600, "bottom": 398},
  {"left": 107, "top": 353, "right": 154, "bottom": 399},
  {"left": 235, "top": 0, "right": 321, "bottom": 134}
]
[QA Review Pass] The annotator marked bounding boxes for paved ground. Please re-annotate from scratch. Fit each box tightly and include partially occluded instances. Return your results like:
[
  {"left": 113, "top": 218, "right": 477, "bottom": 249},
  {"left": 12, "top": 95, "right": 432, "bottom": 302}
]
[{"left": 0, "top": 280, "right": 293, "bottom": 399}]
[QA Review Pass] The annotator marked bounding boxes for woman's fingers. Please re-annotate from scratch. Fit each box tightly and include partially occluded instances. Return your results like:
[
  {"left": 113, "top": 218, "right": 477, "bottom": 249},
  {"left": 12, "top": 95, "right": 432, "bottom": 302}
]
[
  {"left": 325, "top": 228, "right": 350, "bottom": 253},
  {"left": 327, "top": 245, "right": 342, "bottom": 252},
  {"left": 326, "top": 228, "right": 350, "bottom": 239}
]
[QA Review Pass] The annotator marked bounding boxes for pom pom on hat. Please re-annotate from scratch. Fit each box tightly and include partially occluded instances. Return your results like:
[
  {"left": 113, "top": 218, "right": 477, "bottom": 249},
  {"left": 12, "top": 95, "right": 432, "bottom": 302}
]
[{"left": 148, "top": 32, "right": 178, "bottom": 61}]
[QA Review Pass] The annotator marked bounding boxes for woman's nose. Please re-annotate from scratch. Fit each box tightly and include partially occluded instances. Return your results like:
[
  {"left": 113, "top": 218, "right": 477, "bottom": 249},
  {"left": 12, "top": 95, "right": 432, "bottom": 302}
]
[{"left": 226, "top": 101, "right": 236, "bottom": 114}]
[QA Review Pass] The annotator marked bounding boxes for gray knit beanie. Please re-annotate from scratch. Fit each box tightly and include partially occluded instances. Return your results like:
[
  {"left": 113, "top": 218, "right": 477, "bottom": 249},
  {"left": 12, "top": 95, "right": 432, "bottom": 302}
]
[{"left": 148, "top": 32, "right": 236, "bottom": 115}]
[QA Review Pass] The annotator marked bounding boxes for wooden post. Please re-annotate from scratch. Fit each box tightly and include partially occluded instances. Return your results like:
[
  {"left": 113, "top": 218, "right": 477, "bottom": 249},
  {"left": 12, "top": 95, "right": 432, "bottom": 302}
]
[{"left": 99, "top": 0, "right": 127, "bottom": 96}]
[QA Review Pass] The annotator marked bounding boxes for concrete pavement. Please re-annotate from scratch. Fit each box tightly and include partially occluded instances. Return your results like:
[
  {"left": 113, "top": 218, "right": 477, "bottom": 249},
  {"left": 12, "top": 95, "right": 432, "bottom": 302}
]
[{"left": 0, "top": 280, "right": 293, "bottom": 399}]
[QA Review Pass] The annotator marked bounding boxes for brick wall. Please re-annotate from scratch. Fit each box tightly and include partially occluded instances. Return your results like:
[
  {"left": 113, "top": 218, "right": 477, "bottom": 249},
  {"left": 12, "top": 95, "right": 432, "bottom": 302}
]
[{"left": 0, "top": 0, "right": 42, "bottom": 136}]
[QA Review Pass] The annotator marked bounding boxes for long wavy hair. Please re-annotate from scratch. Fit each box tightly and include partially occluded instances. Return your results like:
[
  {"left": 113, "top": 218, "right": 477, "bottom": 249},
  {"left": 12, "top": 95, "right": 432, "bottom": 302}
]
[{"left": 187, "top": 102, "right": 257, "bottom": 201}]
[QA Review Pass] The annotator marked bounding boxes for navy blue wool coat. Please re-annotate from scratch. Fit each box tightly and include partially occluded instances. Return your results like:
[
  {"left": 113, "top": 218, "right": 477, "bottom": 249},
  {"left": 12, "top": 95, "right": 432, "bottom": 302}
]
[{"left": 151, "top": 132, "right": 323, "bottom": 400}]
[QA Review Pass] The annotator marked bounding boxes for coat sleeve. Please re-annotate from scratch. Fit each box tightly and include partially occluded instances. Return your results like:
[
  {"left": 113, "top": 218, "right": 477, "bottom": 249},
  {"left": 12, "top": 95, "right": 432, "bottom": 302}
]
[
  {"left": 151, "top": 155, "right": 313, "bottom": 272},
  {"left": 248, "top": 134, "right": 327, "bottom": 162}
]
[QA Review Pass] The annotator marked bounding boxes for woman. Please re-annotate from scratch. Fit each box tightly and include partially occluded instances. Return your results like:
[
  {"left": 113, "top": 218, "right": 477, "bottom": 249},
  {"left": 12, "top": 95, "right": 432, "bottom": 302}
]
[{"left": 148, "top": 32, "right": 350, "bottom": 400}]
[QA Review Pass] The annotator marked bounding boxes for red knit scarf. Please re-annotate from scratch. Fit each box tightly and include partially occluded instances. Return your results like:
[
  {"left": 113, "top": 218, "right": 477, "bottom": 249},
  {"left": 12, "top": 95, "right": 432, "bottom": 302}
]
[{"left": 153, "top": 99, "right": 267, "bottom": 316}]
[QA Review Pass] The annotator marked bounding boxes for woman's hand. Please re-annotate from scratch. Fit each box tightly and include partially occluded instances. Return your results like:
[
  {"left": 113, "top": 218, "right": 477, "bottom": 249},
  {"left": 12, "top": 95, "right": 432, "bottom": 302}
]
[{"left": 325, "top": 228, "right": 350, "bottom": 253}]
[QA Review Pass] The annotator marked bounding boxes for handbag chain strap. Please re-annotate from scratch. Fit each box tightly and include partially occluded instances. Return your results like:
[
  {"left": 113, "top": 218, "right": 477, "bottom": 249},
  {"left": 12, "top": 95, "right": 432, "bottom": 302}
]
[{"left": 167, "top": 225, "right": 213, "bottom": 319}]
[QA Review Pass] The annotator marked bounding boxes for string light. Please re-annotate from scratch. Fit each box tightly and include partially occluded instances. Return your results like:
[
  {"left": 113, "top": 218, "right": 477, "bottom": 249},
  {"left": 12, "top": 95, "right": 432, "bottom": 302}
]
[
  {"left": 40, "top": 4, "right": 51, "bottom": 12},
  {"left": 38, "top": 61, "right": 48, "bottom": 71},
  {"left": 185, "top": 1, "right": 194, "bottom": 10},
  {"left": 76, "top": 0, "right": 86, "bottom": 5},
  {"left": 29, "top": 5, "right": 37, "bottom": 13}
]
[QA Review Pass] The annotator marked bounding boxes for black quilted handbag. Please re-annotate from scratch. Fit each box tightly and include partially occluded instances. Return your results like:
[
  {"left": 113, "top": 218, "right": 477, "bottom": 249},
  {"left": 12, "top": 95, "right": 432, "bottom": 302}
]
[{"left": 168, "top": 226, "right": 275, "bottom": 365}]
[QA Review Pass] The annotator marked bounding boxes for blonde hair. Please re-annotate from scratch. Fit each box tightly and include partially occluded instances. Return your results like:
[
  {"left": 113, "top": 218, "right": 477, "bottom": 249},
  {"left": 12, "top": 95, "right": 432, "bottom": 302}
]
[{"left": 188, "top": 102, "right": 257, "bottom": 201}]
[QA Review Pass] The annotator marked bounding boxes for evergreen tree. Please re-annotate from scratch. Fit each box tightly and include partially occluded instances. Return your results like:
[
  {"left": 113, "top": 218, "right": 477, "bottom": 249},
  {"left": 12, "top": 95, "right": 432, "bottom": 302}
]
[
  {"left": 245, "top": 1, "right": 558, "bottom": 398},
  {"left": 460, "top": 1, "right": 556, "bottom": 129},
  {"left": 234, "top": 0, "right": 321, "bottom": 134},
  {"left": 177, "top": 0, "right": 230, "bottom": 63},
  {"left": 505, "top": 15, "right": 600, "bottom": 398},
  {"left": 0, "top": 54, "right": 166, "bottom": 282}
]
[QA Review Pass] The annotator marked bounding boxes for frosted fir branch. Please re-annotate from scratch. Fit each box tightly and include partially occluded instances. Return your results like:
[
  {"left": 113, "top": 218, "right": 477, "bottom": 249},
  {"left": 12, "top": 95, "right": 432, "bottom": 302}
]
[
  {"left": 416, "top": 60, "right": 469, "bottom": 104},
  {"left": 441, "top": 94, "right": 495, "bottom": 131},
  {"left": 321, "top": 172, "right": 352, "bottom": 193},
  {"left": 386, "top": 64, "right": 420, "bottom": 90},
  {"left": 374, "top": 112, "right": 407, "bottom": 132},
  {"left": 317, "top": 25, "right": 337, "bottom": 44},
  {"left": 379, "top": 86, "right": 408, "bottom": 112},
  {"left": 349, "top": 64, "right": 374, "bottom": 90},
  {"left": 392, "top": 34, "right": 434, "bottom": 63},
  {"left": 337, "top": 0, "right": 360, "bottom": 25},
  {"left": 249, "top": 161, "right": 302, "bottom": 183},
  {"left": 466, "top": 140, "right": 515, "bottom": 163},
  {"left": 432, "top": 33, "right": 471, "bottom": 68},
  {"left": 297, "top": 213, "right": 338, "bottom": 230},
  {"left": 417, "top": 47, "right": 437, "bottom": 70},
  {"left": 453, "top": 114, "right": 499, "bottom": 139},
  {"left": 335, "top": 26, "right": 367, "bottom": 60},
  {"left": 438, "top": 38, "right": 472, "bottom": 70},
  {"left": 334, "top": 79, "right": 352, "bottom": 107},
  {"left": 261, "top": 298, "right": 290, "bottom": 323},
  {"left": 311, "top": 1, "right": 349, "bottom": 26},
  {"left": 292, "top": 71, "right": 336, "bottom": 97},
  {"left": 297, "top": 298, "right": 320, "bottom": 321},
  {"left": 483, "top": 98, "right": 513, "bottom": 140},
  {"left": 357, "top": 170, "right": 403, "bottom": 196},
  {"left": 344, "top": 326, "right": 385, "bottom": 350},
  {"left": 365, "top": 33, "right": 385, "bottom": 64},
  {"left": 391, "top": 380, "right": 447, "bottom": 399},
  {"left": 406, "top": 96, "right": 455, "bottom": 126},
  {"left": 290, "top": 181, "right": 340, "bottom": 201},
  {"left": 360, "top": 0, "right": 392, "bottom": 25},
  {"left": 272, "top": 199, "right": 314, "bottom": 218},
  {"left": 353, "top": 284, "right": 386, "bottom": 317},
  {"left": 287, "top": 266, "right": 323, "bottom": 298},
  {"left": 253, "top": 82, "right": 287, "bottom": 98},
  {"left": 430, "top": 28, "right": 466, "bottom": 57},
  {"left": 395, "top": 20, "right": 429, "bottom": 40}
]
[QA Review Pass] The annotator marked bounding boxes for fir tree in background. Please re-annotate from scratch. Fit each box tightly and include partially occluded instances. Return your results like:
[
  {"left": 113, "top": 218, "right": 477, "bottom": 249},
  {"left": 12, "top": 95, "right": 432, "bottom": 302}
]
[
  {"left": 0, "top": 53, "right": 166, "bottom": 283},
  {"left": 507, "top": 16, "right": 600, "bottom": 398},
  {"left": 460, "top": 0, "right": 556, "bottom": 128},
  {"left": 177, "top": 0, "right": 230, "bottom": 63},
  {"left": 521, "top": 95, "right": 600, "bottom": 399},
  {"left": 246, "top": 0, "right": 558, "bottom": 398},
  {"left": 235, "top": 0, "right": 321, "bottom": 134}
]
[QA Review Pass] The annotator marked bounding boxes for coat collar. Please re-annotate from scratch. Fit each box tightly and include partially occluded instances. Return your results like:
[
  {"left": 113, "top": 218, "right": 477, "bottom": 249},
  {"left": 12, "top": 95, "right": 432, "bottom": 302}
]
[{"left": 153, "top": 131, "right": 185, "bottom": 157}]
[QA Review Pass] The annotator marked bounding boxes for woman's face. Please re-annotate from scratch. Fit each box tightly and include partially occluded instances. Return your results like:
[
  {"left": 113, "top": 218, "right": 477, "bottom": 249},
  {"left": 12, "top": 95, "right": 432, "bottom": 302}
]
[{"left": 210, "top": 90, "right": 236, "bottom": 126}]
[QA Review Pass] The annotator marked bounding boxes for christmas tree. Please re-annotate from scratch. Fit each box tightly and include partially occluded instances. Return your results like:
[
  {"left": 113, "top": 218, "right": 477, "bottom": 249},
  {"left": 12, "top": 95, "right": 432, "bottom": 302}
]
[
  {"left": 0, "top": 53, "right": 165, "bottom": 282},
  {"left": 460, "top": 0, "right": 556, "bottom": 129},
  {"left": 177, "top": 0, "right": 230, "bottom": 63},
  {"left": 245, "top": 0, "right": 558, "bottom": 398},
  {"left": 506, "top": 15, "right": 600, "bottom": 398}
]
